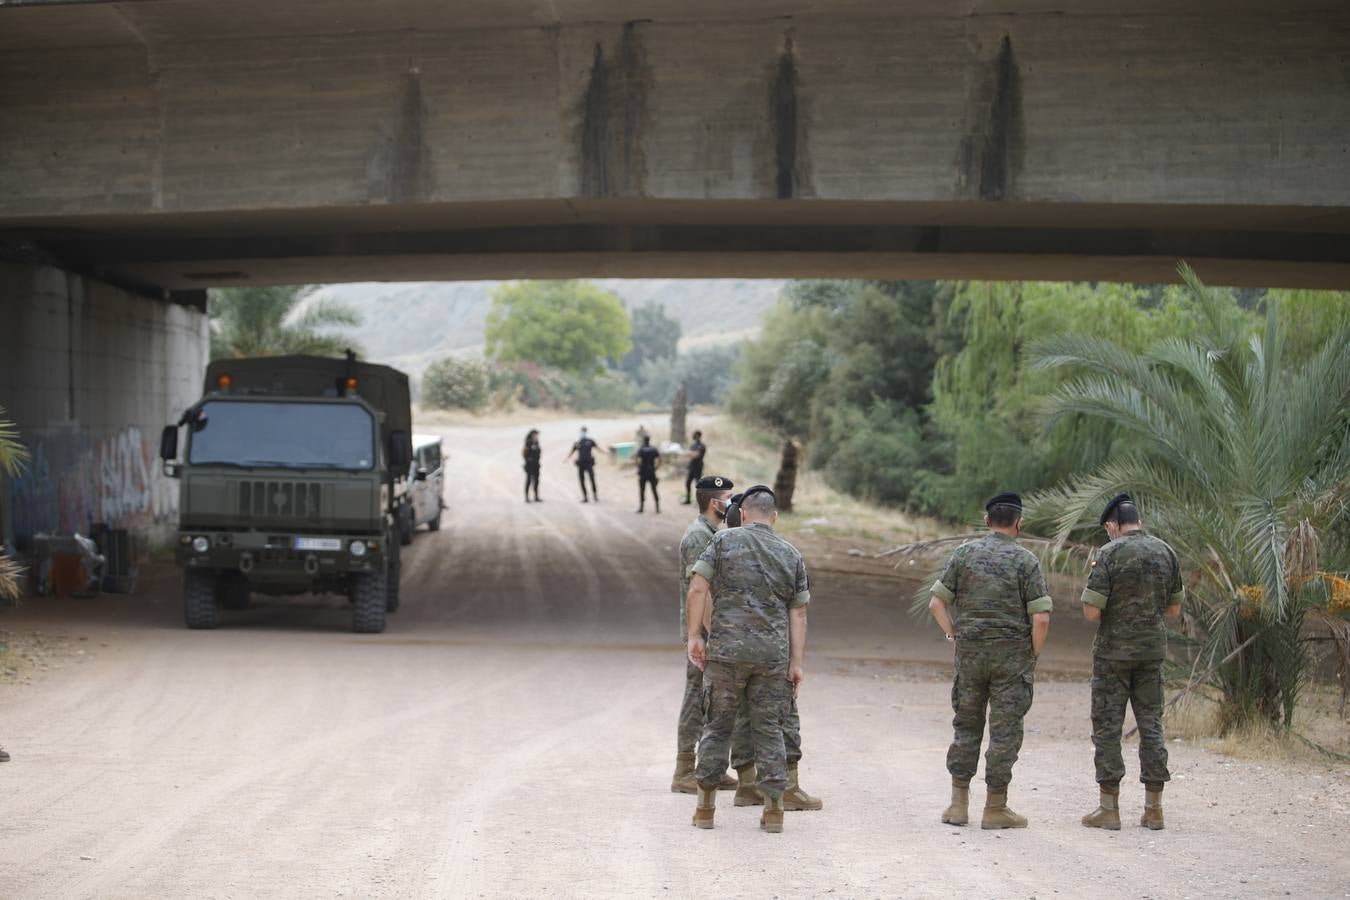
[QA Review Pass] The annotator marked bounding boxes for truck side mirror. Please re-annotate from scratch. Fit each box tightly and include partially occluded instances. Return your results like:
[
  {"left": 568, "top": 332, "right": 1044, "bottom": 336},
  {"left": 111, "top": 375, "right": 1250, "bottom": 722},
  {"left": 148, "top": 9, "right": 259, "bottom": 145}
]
[
  {"left": 160, "top": 425, "right": 182, "bottom": 478},
  {"left": 389, "top": 430, "right": 412, "bottom": 470},
  {"left": 160, "top": 425, "right": 179, "bottom": 461}
]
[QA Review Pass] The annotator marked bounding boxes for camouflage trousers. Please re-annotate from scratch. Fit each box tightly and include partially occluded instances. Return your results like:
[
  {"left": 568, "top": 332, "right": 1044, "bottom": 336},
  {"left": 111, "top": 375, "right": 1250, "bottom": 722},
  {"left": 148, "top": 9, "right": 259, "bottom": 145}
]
[
  {"left": 947, "top": 641, "right": 1036, "bottom": 789},
  {"left": 1091, "top": 657, "right": 1170, "bottom": 787},
  {"left": 678, "top": 660, "right": 802, "bottom": 765},
  {"left": 694, "top": 660, "right": 794, "bottom": 799}
]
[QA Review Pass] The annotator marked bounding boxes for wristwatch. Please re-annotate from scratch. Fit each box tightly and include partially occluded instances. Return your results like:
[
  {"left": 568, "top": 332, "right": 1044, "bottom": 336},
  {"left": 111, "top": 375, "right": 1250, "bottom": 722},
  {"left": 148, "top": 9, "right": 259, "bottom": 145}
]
[{"left": 944, "top": 633, "right": 954, "bottom": 642}]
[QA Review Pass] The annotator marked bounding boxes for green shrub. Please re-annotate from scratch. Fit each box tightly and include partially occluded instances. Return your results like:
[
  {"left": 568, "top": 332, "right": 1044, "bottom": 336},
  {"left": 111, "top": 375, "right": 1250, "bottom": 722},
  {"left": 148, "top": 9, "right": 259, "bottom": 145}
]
[{"left": 422, "top": 357, "right": 492, "bottom": 411}]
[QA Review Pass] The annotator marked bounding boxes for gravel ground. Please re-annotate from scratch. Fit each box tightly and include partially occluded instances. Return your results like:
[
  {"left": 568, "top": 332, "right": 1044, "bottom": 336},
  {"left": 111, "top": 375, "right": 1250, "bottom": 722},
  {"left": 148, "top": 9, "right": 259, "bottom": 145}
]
[{"left": 1, "top": 417, "right": 1346, "bottom": 899}]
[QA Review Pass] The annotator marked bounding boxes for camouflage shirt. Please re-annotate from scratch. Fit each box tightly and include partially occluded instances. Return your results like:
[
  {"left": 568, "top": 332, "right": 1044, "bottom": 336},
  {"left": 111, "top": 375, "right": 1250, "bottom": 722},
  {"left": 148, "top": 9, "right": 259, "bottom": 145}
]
[
  {"left": 679, "top": 514, "right": 719, "bottom": 641},
  {"left": 692, "top": 522, "right": 811, "bottom": 665},
  {"left": 1081, "top": 529, "right": 1184, "bottom": 661},
  {"left": 932, "top": 532, "right": 1053, "bottom": 642}
]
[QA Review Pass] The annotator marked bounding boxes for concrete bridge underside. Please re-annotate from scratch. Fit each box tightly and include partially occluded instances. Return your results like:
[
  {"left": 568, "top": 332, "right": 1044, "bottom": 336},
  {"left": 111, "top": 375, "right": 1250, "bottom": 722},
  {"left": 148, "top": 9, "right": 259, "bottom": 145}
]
[{"left": 2, "top": 0, "right": 1349, "bottom": 291}]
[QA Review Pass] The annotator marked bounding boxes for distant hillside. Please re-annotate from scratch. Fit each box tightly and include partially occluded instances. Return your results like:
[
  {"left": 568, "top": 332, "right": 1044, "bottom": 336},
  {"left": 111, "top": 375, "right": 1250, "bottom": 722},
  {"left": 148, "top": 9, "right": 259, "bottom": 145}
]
[{"left": 305, "top": 279, "right": 785, "bottom": 378}]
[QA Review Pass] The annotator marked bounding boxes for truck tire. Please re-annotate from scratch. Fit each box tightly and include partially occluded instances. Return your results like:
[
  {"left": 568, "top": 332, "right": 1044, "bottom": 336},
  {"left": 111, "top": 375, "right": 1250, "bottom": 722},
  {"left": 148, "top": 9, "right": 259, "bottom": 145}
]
[
  {"left": 385, "top": 539, "right": 402, "bottom": 613},
  {"left": 219, "top": 573, "right": 251, "bottom": 610},
  {"left": 184, "top": 570, "right": 220, "bottom": 629},
  {"left": 351, "top": 569, "right": 387, "bottom": 633},
  {"left": 399, "top": 504, "right": 414, "bottom": 546}
]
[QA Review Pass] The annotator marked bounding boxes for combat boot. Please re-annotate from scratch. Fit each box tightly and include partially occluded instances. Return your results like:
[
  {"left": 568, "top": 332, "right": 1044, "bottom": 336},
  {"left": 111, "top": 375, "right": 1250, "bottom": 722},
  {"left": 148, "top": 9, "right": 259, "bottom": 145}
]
[
  {"left": 981, "top": 788, "right": 1028, "bottom": 829},
  {"left": 941, "top": 778, "right": 970, "bottom": 826},
  {"left": 691, "top": 783, "right": 717, "bottom": 830},
  {"left": 760, "top": 793, "right": 785, "bottom": 833},
  {"left": 1081, "top": 784, "right": 1121, "bottom": 830},
  {"left": 670, "top": 752, "right": 697, "bottom": 794},
  {"left": 733, "top": 763, "right": 764, "bottom": 807},
  {"left": 0, "top": 747, "right": 9, "bottom": 762},
  {"left": 782, "top": 763, "right": 823, "bottom": 811},
  {"left": 1140, "top": 784, "right": 1165, "bottom": 830}
]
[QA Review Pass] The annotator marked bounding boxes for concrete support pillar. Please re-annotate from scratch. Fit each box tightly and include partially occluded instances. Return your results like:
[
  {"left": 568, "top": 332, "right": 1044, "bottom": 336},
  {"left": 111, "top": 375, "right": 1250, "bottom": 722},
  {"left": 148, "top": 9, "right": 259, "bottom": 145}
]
[{"left": 0, "top": 262, "right": 209, "bottom": 551}]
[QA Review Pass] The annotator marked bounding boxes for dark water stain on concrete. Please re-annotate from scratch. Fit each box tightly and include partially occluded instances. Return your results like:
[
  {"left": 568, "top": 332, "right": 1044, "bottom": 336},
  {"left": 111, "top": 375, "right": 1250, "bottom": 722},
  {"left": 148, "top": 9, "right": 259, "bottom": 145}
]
[
  {"left": 580, "top": 43, "right": 611, "bottom": 196},
  {"left": 389, "top": 67, "right": 433, "bottom": 204},
  {"left": 957, "top": 34, "right": 1025, "bottom": 201},
  {"left": 578, "top": 22, "right": 650, "bottom": 197},
  {"left": 769, "top": 34, "right": 803, "bottom": 199}
]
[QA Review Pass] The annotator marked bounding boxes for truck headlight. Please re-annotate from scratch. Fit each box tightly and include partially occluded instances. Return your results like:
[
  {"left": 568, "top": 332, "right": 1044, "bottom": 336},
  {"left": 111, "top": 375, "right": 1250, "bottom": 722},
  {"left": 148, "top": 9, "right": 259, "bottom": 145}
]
[
  {"left": 191, "top": 536, "right": 210, "bottom": 554},
  {"left": 349, "top": 540, "right": 367, "bottom": 557}
]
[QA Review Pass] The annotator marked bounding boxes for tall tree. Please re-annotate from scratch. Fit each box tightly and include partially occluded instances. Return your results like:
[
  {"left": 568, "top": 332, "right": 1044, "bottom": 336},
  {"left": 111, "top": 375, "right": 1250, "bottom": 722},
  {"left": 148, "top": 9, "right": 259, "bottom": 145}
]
[
  {"left": 484, "top": 281, "right": 631, "bottom": 377},
  {"left": 620, "top": 303, "right": 681, "bottom": 377},
  {"left": 1029, "top": 264, "right": 1350, "bottom": 730},
  {"left": 209, "top": 286, "right": 362, "bottom": 360}
]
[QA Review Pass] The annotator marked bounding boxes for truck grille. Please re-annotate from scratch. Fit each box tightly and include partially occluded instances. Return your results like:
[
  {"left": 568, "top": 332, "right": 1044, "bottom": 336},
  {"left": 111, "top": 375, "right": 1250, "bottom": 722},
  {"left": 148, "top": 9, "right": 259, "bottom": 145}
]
[{"left": 237, "top": 480, "right": 323, "bottom": 522}]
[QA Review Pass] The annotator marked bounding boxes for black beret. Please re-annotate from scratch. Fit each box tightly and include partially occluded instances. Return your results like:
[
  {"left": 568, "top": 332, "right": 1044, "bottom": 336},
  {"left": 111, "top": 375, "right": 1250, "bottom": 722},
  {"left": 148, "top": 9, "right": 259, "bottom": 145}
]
[
  {"left": 696, "top": 475, "right": 733, "bottom": 491},
  {"left": 740, "top": 484, "right": 776, "bottom": 502},
  {"left": 1099, "top": 492, "right": 1132, "bottom": 526},
  {"left": 985, "top": 492, "right": 1022, "bottom": 512}
]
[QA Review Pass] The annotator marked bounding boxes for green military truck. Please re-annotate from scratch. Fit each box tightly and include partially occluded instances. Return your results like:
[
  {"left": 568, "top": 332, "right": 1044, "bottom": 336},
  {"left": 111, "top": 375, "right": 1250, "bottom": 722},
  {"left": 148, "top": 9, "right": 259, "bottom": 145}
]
[{"left": 159, "top": 353, "right": 415, "bottom": 633}]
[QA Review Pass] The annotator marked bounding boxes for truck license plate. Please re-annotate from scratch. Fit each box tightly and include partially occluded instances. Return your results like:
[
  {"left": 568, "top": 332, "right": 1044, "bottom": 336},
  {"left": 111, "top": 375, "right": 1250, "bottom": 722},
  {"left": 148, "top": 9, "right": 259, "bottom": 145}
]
[{"left": 294, "top": 537, "right": 342, "bottom": 551}]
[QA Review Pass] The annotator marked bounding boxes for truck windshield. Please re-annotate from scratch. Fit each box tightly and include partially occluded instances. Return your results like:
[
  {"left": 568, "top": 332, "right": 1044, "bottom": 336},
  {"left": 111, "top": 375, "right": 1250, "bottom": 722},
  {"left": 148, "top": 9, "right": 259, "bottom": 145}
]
[{"left": 188, "top": 401, "right": 376, "bottom": 470}]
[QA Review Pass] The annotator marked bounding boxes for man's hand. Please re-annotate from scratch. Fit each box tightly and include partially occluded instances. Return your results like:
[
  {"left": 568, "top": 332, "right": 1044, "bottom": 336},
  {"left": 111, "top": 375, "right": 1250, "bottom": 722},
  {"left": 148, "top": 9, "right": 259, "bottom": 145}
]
[
  {"left": 788, "top": 664, "right": 804, "bottom": 699},
  {"left": 688, "top": 635, "right": 707, "bottom": 671}
]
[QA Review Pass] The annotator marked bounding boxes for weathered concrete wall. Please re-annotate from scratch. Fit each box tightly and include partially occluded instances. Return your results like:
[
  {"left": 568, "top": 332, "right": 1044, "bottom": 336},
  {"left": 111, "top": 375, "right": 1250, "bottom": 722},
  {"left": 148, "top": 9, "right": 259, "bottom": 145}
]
[
  {"left": 2, "top": 13, "right": 1347, "bottom": 216},
  {"left": 0, "top": 263, "right": 208, "bottom": 550}
]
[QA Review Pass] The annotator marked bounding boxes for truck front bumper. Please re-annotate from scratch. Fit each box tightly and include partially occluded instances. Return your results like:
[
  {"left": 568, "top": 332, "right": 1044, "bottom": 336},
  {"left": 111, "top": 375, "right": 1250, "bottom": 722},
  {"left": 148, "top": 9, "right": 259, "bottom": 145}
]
[{"left": 175, "top": 530, "right": 387, "bottom": 581}]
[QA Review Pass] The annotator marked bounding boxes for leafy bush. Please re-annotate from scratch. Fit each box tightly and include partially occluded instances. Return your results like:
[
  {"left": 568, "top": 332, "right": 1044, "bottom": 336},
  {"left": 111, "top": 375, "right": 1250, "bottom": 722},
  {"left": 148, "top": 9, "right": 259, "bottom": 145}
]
[
  {"left": 634, "top": 345, "right": 742, "bottom": 407},
  {"left": 422, "top": 357, "right": 492, "bottom": 411}
]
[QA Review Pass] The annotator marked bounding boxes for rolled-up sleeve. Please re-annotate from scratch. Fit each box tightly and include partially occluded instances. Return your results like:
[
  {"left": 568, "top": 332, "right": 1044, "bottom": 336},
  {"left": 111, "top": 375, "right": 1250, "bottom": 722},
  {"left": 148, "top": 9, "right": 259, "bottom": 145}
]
[
  {"left": 1082, "top": 552, "right": 1110, "bottom": 609},
  {"left": 1169, "top": 553, "right": 1185, "bottom": 605},
  {"left": 932, "top": 553, "right": 960, "bottom": 604},
  {"left": 790, "top": 557, "right": 811, "bottom": 608},
  {"left": 692, "top": 537, "right": 719, "bottom": 582},
  {"left": 1024, "top": 558, "right": 1053, "bottom": 615}
]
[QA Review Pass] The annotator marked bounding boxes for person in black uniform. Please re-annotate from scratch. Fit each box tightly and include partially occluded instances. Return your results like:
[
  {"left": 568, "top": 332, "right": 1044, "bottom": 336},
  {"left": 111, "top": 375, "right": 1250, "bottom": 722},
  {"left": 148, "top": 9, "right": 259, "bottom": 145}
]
[
  {"left": 565, "top": 426, "right": 600, "bottom": 503},
  {"left": 683, "top": 430, "right": 706, "bottom": 505},
  {"left": 636, "top": 435, "right": 662, "bottom": 514},
  {"left": 522, "top": 429, "right": 542, "bottom": 503}
]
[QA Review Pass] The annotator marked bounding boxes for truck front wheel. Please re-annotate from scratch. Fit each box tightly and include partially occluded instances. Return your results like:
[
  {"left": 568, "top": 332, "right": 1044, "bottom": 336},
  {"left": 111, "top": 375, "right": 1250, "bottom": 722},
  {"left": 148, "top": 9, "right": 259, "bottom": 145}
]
[
  {"left": 385, "top": 539, "right": 402, "bottom": 613},
  {"left": 350, "top": 569, "right": 388, "bottom": 633},
  {"left": 184, "top": 570, "right": 220, "bottom": 629}
]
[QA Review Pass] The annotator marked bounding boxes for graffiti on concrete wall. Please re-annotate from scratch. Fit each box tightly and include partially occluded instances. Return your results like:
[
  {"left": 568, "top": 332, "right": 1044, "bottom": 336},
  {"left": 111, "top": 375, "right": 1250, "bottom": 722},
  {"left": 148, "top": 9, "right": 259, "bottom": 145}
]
[{"left": 6, "top": 426, "right": 176, "bottom": 543}]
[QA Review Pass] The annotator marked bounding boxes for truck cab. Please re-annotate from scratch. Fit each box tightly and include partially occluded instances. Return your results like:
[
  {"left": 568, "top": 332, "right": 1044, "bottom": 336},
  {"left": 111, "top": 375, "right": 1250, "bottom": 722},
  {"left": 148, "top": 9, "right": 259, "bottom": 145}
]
[{"left": 161, "top": 354, "right": 413, "bottom": 633}]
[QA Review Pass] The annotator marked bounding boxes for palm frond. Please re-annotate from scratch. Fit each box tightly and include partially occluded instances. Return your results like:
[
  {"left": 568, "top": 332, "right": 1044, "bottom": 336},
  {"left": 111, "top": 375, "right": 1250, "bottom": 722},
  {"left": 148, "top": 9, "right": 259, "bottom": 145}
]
[{"left": 0, "top": 407, "right": 29, "bottom": 477}]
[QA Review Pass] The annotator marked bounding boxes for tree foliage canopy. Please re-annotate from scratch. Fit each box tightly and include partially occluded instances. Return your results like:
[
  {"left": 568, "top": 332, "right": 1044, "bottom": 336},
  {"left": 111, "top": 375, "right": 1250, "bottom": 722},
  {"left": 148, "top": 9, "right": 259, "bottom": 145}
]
[
  {"left": 209, "top": 286, "right": 362, "bottom": 360},
  {"left": 620, "top": 304, "right": 681, "bottom": 377},
  {"left": 484, "top": 280, "right": 631, "bottom": 377},
  {"left": 1028, "top": 265, "right": 1350, "bottom": 729}
]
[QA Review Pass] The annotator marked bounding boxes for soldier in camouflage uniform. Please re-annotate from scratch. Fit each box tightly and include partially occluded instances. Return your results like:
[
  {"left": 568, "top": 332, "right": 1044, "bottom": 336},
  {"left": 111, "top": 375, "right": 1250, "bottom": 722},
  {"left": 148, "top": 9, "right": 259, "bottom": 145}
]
[
  {"left": 686, "top": 485, "right": 809, "bottom": 833},
  {"left": 1080, "top": 493, "right": 1184, "bottom": 832},
  {"left": 671, "top": 475, "right": 743, "bottom": 794},
  {"left": 928, "top": 492, "right": 1052, "bottom": 829}
]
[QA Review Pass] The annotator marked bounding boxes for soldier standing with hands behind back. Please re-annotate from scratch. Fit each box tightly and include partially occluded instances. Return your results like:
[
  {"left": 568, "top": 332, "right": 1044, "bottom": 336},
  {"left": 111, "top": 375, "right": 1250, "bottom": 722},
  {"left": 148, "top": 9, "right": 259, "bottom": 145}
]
[
  {"left": 1080, "top": 493, "right": 1184, "bottom": 831},
  {"left": 686, "top": 486, "right": 809, "bottom": 834},
  {"left": 928, "top": 492, "right": 1052, "bottom": 829}
]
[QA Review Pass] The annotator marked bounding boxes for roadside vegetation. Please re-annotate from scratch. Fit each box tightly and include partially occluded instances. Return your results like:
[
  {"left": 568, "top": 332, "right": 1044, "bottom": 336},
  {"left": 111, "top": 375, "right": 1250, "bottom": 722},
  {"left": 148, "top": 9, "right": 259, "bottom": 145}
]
[
  {"left": 208, "top": 285, "right": 363, "bottom": 359},
  {"left": 422, "top": 280, "right": 741, "bottom": 414},
  {"left": 0, "top": 406, "right": 29, "bottom": 599}
]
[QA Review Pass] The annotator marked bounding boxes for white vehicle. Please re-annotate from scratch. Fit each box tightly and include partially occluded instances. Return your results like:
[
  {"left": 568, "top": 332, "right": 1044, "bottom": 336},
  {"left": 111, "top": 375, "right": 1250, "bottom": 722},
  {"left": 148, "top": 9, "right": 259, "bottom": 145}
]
[{"left": 406, "top": 433, "right": 445, "bottom": 536}]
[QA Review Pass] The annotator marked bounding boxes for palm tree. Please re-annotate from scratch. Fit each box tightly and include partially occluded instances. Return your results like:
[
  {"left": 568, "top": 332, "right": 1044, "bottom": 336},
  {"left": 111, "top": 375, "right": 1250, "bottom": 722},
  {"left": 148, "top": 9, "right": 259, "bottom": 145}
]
[
  {"left": 209, "top": 286, "right": 362, "bottom": 360},
  {"left": 0, "top": 407, "right": 29, "bottom": 600},
  {"left": 1028, "top": 264, "right": 1350, "bottom": 730}
]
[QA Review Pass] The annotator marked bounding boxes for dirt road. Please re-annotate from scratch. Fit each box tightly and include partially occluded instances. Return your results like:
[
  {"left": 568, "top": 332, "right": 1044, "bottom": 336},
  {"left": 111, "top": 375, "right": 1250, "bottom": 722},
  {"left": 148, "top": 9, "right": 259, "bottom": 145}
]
[{"left": 2, "top": 417, "right": 1347, "bottom": 899}]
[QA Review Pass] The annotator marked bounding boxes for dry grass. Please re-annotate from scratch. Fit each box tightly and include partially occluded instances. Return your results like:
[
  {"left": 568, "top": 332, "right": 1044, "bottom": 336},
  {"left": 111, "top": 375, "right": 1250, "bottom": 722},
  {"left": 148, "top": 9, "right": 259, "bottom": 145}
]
[
  {"left": 1166, "top": 687, "right": 1349, "bottom": 765},
  {"left": 699, "top": 416, "right": 947, "bottom": 553}
]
